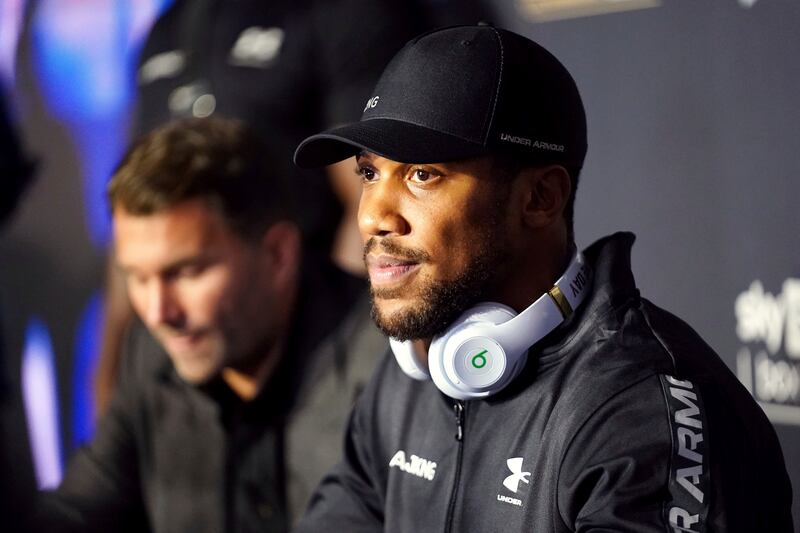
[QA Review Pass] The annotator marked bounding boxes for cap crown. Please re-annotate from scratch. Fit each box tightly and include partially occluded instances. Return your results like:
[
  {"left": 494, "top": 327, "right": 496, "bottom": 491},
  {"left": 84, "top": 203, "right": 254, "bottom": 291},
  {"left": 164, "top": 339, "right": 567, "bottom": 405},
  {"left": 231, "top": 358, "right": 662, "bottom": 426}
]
[
  {"left": 362, "top": 25, "right": 587, "bottom": 167},
  {"left": 363, "top": 27, "right": 502, "bottom": 146},
  {"left": 293, "top": 25, "right": 587, "bottom": 168}
]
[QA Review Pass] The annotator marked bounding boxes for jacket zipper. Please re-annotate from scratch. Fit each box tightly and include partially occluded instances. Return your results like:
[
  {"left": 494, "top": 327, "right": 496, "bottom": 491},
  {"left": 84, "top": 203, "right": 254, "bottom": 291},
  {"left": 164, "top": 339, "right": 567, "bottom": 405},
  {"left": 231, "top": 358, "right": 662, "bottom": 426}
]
[{"left": 444, "top": 400, "right": 465, "bottom": 533}]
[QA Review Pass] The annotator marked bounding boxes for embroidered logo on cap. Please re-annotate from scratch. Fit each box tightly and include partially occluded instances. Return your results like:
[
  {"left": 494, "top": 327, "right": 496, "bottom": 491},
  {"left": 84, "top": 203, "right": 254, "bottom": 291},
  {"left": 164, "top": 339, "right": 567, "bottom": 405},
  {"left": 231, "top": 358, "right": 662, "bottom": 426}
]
[
  {"left": 499, "top": 133, "right": 565, "bottom": 152},
  {"left": 364, "top": 96, "right": 380, "bottom": 112}
]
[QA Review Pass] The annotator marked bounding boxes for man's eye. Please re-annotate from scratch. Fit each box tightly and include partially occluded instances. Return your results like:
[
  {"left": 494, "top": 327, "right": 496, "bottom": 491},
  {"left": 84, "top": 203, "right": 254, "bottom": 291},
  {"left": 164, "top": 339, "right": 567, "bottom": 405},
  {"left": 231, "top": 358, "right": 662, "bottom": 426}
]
[
  {"left": 126, "top": 273, "right": 147, "bottom": 287},
  {"left": 410, "top": 168, "right": 439, "bottom": 183},
  {"left": 356, "top": 166, "right": 377, "bottom": 181},
  {"left": 177, "top": 264, "right": 205, "bottom": 278}
]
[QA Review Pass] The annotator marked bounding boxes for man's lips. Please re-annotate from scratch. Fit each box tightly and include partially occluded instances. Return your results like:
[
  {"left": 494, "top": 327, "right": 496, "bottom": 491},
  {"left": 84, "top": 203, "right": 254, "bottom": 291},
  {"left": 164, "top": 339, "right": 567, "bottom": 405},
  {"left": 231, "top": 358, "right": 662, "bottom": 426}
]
[
  {"left": 160, "top": 330, "right": 206, "bottom": 354},
  {"left": 365, "top": 254, "right": 421, "bottom": 285}
]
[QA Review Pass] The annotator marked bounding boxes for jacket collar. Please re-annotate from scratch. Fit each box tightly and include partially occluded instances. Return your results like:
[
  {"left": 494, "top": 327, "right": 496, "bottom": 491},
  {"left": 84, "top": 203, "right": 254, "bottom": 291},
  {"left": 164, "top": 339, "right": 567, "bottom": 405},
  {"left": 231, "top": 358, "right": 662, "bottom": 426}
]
[{"left": 537, "top": 231, "right": 639, "bottom": 356}]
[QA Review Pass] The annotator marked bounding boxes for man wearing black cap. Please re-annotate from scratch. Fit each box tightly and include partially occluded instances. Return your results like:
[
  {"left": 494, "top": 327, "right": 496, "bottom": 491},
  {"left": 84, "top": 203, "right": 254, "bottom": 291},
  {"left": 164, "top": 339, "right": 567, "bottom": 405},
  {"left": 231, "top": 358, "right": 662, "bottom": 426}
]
[{"left": 292, "top": 24, "right": 794, "bottom": 532}]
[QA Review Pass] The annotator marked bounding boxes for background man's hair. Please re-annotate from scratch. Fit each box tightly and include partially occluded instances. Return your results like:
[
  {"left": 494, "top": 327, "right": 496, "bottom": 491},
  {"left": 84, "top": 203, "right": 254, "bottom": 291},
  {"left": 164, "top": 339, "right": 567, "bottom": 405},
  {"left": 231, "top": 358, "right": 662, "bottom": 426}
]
[
  {"left": 491, "top": 155, "right": 580, "bottom": 246},
  {"left": 108, "top": 117, "right": 295, "bottom": 240}
]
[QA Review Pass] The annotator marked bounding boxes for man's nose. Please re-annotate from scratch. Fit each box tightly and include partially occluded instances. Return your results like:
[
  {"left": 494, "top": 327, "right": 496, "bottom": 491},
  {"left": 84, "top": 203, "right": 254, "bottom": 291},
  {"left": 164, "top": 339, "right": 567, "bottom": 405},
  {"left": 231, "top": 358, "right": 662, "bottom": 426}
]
[
  {"left": 358, "top": 178, "right": 410, "bottom": 238},
  {"left": 142, "top": 279, "right": 182, "bottom": 329}
]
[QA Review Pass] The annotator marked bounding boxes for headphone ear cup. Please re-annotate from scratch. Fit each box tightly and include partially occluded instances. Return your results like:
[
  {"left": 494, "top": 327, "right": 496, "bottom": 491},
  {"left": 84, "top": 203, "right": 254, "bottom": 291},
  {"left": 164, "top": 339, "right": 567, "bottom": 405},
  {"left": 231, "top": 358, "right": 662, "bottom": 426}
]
[
  {"left": 429, "top": 302, "right": 517, "bottom": 400},
  {"left": 390, "top": 338, "right": 430, "bottom": 381}
]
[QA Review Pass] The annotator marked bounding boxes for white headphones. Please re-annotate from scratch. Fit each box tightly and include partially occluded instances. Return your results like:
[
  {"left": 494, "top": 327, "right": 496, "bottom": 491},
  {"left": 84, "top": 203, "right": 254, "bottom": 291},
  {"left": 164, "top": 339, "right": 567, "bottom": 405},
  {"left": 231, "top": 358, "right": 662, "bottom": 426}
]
[{"left": 390, "top": 251, "right": 592, "bottom": 400}]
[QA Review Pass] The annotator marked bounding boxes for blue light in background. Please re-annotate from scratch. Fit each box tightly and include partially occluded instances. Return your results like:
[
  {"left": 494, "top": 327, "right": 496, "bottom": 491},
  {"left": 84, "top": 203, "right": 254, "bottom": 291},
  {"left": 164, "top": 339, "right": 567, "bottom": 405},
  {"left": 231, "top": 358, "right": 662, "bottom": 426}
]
[
  {"left": 71, "top": 291, "right": 104, "bottom": 448},
  {"left": 25, "top": 0, "right": 172, "bottom": 453},
  {"left": 21, "top": 318, "right": 63, "bottom": 489},
  {"left": 30, "top": 0, "right": 172, "bottom": 249}
]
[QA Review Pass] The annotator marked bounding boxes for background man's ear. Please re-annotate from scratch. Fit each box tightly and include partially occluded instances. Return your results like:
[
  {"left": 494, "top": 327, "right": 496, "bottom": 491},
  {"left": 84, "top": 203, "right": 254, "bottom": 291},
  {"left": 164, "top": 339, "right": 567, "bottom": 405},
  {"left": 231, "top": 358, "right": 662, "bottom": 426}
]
[
  {"left": 518, "top": 165, "right": 571, "bottom": 229},
  {"left": 260, "top": 221, "right": 302, "bottom": 285}
]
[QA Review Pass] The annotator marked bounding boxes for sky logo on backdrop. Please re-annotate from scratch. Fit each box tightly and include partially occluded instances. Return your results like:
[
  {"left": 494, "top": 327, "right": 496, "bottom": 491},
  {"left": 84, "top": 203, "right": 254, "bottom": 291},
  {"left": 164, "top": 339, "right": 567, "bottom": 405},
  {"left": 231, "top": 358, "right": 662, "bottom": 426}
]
[{"left": 735, "top": 278, "right": 800, "bottom": 426}]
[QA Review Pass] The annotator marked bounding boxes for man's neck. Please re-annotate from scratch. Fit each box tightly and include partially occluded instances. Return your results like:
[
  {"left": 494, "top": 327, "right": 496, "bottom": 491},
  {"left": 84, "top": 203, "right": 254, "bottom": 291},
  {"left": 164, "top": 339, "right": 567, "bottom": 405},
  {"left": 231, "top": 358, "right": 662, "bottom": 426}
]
[
  {"left": 500, "top": 238, "right": 572, "bottom": 313},
  {"left": 221, "top": 340, "right": 285, "bottom": 402},
  {"left": 221, "top": 264, "right": 300, "bottom": 402}
]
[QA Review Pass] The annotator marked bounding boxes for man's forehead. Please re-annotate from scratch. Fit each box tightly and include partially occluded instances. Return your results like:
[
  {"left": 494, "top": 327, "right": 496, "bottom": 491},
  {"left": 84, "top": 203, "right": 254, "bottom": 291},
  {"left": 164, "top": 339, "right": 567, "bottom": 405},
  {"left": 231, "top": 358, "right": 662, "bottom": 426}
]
[
  {"left": 112, "top": 200, "right": 228, "bottom": 266},
  {"left": 112, "top": 198, "right": 233, "bottom": 233}
]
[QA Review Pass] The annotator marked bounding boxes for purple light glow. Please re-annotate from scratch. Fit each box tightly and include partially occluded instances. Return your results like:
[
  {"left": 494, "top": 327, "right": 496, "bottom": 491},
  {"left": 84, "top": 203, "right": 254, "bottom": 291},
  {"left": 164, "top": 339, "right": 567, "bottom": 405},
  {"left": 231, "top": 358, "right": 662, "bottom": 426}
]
[
  {"left": 21, "top": 318, "right": 63, "bottom": 489},
  {"left": 31, "top": 0, "right": 172, "bottom": 248},
  {"left": 0, "top": 0, "right": 26, "bottom": 87}
]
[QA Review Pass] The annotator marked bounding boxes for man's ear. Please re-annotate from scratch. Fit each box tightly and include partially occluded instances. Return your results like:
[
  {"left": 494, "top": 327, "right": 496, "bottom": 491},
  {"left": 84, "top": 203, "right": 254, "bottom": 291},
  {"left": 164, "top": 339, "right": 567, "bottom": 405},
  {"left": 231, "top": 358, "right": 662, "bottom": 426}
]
[
  {"left": 517, "top": 165, "right": 571, "bottom": 229},
  {"left": 259, "top": 220, "right": 302, "bottom": 287}
]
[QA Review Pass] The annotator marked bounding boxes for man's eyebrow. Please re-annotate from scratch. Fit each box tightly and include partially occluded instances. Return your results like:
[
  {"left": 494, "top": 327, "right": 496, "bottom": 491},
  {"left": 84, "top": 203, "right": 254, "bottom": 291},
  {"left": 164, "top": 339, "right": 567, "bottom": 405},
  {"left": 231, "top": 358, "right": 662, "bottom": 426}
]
[
  {"left": 117, "top": 256, "right": 208, "bottom": 277},
  {"left": 165, "top": 256, "right": 204, "bottom": 269},
  {"left": 355, "top": 150, "right": 375, "bottom": 162}
]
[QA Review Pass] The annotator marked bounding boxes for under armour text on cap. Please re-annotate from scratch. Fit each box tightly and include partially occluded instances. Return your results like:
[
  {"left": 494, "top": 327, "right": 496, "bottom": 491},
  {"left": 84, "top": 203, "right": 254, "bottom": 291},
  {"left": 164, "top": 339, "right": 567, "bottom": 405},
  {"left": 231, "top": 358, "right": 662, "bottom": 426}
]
[{"left": 294, "top": 24, "right": 586, "bottom": 168}]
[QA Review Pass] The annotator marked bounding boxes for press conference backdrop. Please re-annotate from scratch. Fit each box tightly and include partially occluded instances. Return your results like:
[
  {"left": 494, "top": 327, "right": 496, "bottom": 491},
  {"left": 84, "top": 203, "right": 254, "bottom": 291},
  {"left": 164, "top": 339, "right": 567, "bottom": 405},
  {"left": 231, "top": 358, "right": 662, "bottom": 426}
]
[{"left": 1, "top": 0, "right": 798, "bottom": 525}]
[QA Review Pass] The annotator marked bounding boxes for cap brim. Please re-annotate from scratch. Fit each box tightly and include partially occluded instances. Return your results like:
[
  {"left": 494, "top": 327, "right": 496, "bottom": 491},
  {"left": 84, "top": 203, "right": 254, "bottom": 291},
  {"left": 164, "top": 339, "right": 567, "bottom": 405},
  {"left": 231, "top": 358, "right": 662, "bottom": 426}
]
[{"left": 293, "top": 118, "right": 488, "bottom": 168}]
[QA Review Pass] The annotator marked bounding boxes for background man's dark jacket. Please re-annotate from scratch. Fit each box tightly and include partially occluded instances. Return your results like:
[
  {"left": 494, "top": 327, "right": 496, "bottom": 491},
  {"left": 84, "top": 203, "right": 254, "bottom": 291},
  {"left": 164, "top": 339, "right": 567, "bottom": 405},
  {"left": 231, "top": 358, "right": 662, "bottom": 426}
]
[{"left": 38, "top": 258, "right": 386, "bottom": 532}]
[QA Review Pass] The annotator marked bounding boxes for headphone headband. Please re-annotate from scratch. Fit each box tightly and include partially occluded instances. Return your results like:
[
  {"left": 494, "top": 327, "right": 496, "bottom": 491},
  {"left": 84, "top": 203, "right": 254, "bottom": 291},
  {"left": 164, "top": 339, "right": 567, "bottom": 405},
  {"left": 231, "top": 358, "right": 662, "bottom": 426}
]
[
  {"left": 390, "top": 251, "right": 593, "bottom": 399},
  {"left": 492, "top": 251, "right": 591, "bottom": 357}
]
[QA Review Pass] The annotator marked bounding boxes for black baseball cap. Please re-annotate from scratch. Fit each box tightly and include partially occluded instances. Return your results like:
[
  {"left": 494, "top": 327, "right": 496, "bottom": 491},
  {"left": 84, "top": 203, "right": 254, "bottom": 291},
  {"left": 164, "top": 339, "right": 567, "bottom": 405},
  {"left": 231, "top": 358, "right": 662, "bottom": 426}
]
[{"left": 294, "top": 24, "right": 586, "bottom": 169}]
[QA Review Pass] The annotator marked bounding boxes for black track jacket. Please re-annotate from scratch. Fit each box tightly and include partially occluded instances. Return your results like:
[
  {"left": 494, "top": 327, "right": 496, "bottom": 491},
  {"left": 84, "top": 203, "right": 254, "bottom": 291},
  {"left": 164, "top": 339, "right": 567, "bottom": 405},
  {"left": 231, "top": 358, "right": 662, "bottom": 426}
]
[{"left": 295, "top": 233, "right": 793, "bottom": 533}]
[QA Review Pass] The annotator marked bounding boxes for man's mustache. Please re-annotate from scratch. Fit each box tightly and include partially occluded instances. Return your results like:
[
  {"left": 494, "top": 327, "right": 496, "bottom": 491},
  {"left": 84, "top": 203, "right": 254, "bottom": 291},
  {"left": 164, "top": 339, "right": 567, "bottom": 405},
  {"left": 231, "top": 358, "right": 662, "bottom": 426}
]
[
  {"left": 151, "top": 321, "right": 195, "bottom": 338},
  {"left": 363, "top": 237, "right": 430, "bottom": 264}
]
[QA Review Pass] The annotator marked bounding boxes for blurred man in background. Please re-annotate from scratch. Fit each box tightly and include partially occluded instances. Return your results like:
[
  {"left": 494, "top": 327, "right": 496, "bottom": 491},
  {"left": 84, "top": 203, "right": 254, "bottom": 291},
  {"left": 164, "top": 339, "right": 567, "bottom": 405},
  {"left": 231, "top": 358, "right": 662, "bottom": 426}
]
[
  {"left": 96, "top": 0, "right": 496, "bottom": 414},
  {"left": 39, "top": 117, "right": 384, "bottom": 532}
]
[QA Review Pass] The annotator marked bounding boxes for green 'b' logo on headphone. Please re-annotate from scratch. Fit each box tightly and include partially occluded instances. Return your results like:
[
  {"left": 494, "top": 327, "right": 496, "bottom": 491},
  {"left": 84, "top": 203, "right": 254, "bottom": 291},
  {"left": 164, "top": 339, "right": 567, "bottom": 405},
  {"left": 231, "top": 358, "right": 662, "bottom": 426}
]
[{"left": 471, "top": 349, "right": 488, "bottom": 369}]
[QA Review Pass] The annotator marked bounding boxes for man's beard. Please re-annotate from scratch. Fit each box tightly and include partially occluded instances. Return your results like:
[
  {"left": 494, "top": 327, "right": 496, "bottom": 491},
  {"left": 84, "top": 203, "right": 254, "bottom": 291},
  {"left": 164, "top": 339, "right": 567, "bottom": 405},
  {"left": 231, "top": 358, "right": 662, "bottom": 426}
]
[{"left": 366, "top": 224, "right": 507, "bottom": 342}]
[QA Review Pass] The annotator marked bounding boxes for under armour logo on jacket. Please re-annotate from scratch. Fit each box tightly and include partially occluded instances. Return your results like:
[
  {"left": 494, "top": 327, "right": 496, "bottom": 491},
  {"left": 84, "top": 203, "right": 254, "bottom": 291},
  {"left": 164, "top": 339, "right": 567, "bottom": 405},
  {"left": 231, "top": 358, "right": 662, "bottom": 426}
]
[{"left": 503, "top": 457, "right": 531, "bottom": 493}]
